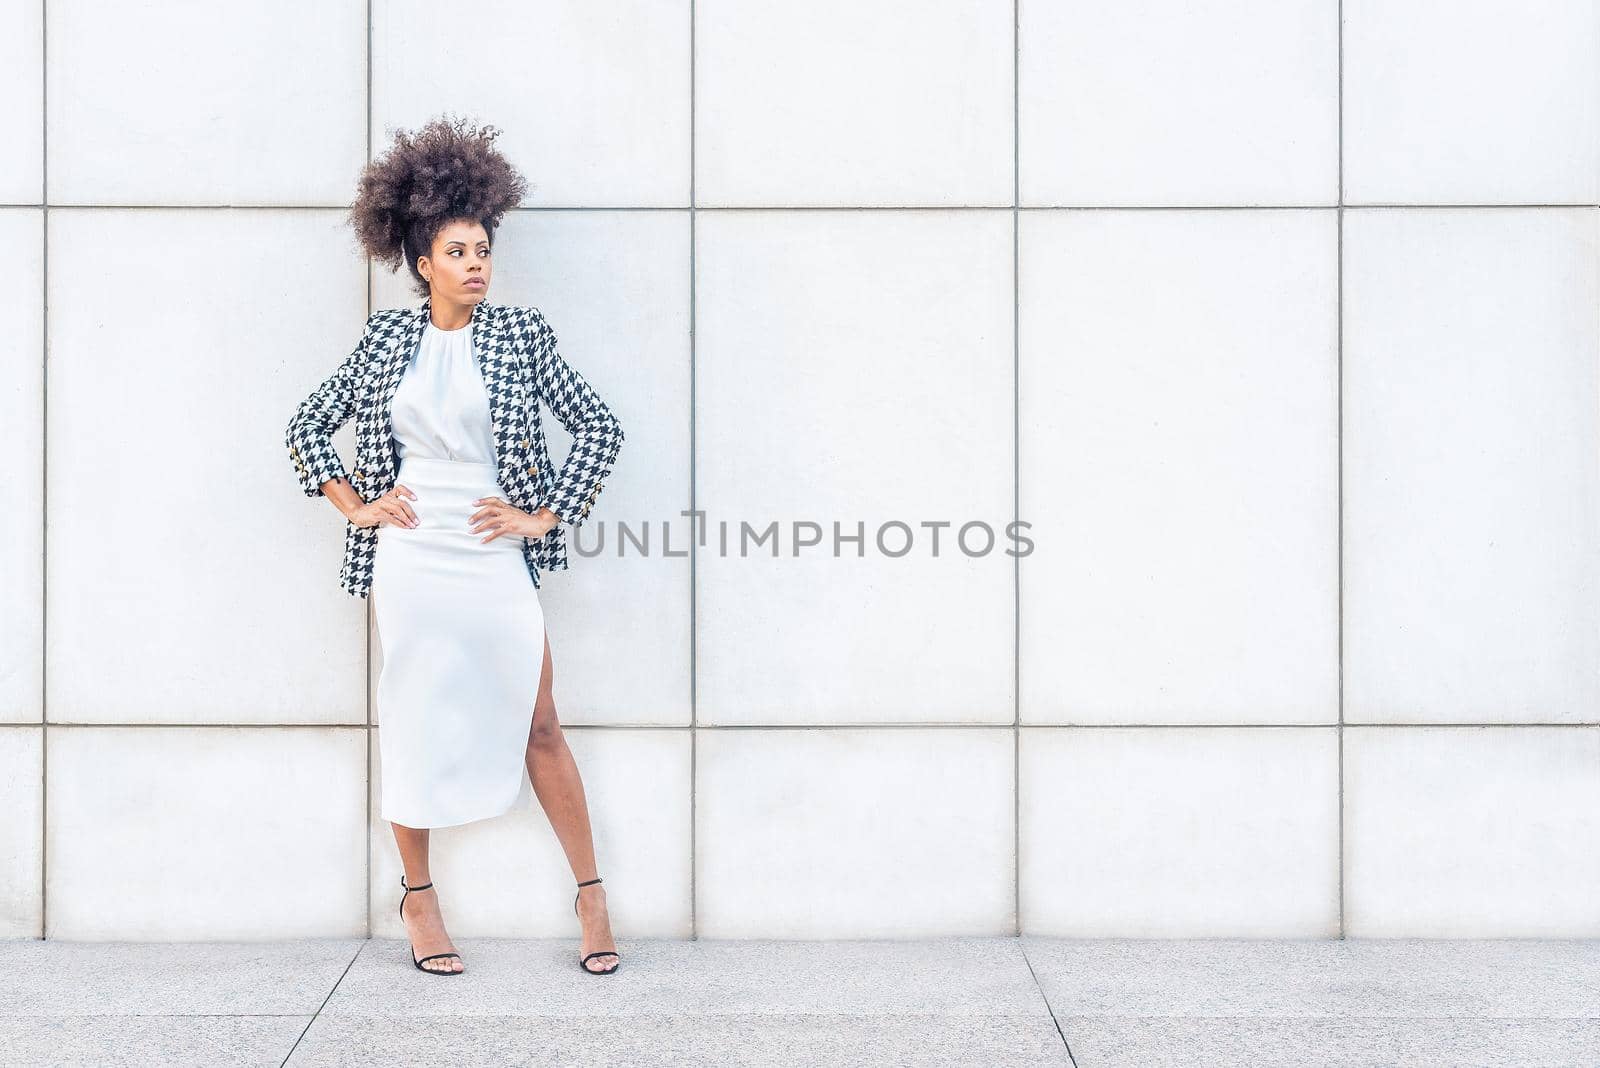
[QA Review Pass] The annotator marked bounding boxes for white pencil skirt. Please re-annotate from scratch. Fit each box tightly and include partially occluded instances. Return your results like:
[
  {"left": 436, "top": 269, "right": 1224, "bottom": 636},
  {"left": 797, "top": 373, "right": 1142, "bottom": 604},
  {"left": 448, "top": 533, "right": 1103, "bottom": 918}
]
[{"left": 371, "top": 454, "right": 545, "bottom": 829}]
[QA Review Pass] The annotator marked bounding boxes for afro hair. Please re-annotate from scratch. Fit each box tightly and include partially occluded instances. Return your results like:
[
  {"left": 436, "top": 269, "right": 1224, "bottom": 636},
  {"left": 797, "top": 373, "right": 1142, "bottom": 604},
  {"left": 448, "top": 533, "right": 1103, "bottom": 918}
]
[{"left": 348, "top": 114, "right": 529, "bottom": 298}]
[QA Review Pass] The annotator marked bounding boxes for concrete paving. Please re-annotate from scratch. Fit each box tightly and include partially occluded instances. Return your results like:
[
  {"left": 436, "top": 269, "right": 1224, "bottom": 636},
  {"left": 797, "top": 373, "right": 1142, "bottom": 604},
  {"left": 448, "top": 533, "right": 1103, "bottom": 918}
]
[{"left": 0, "top": 936, "right": 1594, "bottom": 1066}]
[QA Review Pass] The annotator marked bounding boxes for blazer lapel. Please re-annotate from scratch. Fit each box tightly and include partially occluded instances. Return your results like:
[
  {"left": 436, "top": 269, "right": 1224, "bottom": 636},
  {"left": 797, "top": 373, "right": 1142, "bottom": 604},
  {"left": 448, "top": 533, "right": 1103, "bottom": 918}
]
[
  {"left": 361, "top": 302, "right": 427, "bottom": 492},
  {"left": 473, "top": 301, "right": 524, "bottom": 491}
]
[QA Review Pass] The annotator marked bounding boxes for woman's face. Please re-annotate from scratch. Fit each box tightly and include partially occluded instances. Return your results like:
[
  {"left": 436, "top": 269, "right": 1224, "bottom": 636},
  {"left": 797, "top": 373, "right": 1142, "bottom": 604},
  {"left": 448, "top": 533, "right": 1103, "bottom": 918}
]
[{"left": 419, "top": 219, "right": 492, "bottom": 304}]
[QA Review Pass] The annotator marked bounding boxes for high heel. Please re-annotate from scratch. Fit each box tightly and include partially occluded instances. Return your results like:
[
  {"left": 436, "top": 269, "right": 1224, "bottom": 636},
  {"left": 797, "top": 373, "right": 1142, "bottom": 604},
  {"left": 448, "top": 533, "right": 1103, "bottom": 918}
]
[
  {"left": 574, "top": 876, "right": 621, "bottom": 975},
  {"left": 400, "top": 874, "right": 463, "bottom": 975}
]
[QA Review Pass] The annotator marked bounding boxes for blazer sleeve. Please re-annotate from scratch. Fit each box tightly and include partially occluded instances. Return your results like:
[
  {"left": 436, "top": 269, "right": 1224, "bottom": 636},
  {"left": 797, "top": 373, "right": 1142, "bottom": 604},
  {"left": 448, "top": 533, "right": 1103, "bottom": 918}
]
[
  {"left": 525, "top": 306, "right": 625, "bottom": 527},
  {"left": 284, "top": 315, "right": 374, "bottom": 498}
]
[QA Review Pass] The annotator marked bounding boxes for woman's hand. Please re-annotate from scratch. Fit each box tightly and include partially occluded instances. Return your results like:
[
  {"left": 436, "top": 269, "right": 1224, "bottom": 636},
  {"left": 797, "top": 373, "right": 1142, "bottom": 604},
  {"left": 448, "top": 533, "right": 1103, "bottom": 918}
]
[
  {"left": 347, "top": 485, "right": 419, "bottom": 529},
  {"left": 470, "top": 496, "right": 559, "bottom": 544}
]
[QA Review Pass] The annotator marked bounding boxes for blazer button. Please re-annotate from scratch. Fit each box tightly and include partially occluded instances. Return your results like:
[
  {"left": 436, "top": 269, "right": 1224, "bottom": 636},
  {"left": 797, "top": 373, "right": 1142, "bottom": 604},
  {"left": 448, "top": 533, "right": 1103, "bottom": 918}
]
[
  {"left": 527, "top": 464, "right": 538, "bottom": 475},
  {"left": 521, "top": 438, "right": 530, "bottom": 448}
]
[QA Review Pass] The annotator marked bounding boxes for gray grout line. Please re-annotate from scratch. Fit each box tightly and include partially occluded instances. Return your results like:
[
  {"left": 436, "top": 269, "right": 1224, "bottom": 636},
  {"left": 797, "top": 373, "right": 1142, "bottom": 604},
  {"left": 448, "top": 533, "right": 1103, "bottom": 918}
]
[
  {"left": 10, "top": 720, "right": 1600, "bottom": 729},
  {"left": 688, "top": 0, "right": 698, "bottom": 943},
  {"left": 279, "top": 939, "right": 366, "bottom": 1068},
  {"left": 1336, "top": 0, "right": 1347, "bottom": 941},
  {"left": 1011, "top": 0, "right": 1021, "bottom": 941},
  {"left": 38, "top": 0, "right": 49, "bottom": 943},
  {"left": 363, "top": 0, "right": 374, "bottom": 944},
  {"left": 5, "top": 202, "right": 1599, "bottom": 211}
]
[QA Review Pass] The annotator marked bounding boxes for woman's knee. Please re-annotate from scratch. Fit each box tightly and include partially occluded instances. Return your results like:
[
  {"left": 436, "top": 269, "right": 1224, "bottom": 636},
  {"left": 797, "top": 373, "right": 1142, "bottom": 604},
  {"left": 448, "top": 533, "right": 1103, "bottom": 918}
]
[{"left": 526, "top": 629, "right": 560, "bottom": 748}]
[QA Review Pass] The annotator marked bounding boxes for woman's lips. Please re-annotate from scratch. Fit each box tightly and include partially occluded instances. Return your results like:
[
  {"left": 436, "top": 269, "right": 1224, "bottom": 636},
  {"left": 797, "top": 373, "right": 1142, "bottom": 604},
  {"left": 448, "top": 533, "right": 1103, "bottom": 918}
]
[{"left": 465, "top": 279, "right": 485, "bottom": 287}]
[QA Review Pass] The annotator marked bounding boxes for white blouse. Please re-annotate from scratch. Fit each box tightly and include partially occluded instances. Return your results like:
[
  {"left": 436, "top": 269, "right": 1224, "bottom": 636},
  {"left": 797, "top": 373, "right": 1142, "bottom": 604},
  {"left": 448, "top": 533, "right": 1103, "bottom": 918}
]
[{"left": 389, "top": 319, "right": 496, "bottom": 463}]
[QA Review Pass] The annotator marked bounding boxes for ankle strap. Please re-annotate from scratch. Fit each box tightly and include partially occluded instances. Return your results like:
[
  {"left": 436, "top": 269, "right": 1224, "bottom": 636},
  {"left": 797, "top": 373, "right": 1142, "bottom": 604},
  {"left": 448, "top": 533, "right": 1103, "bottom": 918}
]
[
  {"left": 577, "top": 877, "right": 603, "bottom": 888},
  {"left": 400, "top": 876, "right": 434, "bottom": 892}
]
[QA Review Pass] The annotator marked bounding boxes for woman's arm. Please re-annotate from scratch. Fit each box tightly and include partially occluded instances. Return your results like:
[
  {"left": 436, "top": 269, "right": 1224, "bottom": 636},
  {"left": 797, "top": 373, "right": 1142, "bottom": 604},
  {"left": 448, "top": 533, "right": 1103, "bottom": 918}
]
[
  {"left": 285, "top": 317, "right": 374, "bottom": 502},
  {"left": 524, "top": 307, "right": 625, "bottom": 526}
]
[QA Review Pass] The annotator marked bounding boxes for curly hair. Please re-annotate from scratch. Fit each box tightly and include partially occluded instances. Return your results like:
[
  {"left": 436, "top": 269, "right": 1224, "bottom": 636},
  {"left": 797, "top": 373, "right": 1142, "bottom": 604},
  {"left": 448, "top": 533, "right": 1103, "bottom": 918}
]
[{"left": 348, "top": 115, "right": 529, "bottom": 298}]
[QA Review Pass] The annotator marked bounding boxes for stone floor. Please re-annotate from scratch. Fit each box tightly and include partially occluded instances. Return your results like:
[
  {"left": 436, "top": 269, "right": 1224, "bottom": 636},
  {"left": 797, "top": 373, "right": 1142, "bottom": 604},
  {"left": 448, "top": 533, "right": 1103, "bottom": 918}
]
[{"left": 0, "top": 936, "right": 1595, "bottom": 1066}]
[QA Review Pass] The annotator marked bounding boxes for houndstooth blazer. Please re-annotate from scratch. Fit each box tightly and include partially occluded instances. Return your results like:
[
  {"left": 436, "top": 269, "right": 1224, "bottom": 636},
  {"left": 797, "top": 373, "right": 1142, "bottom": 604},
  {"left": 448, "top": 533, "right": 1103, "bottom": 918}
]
[{"left": 285, "top": 296, "right": 624, "bottom": 598}]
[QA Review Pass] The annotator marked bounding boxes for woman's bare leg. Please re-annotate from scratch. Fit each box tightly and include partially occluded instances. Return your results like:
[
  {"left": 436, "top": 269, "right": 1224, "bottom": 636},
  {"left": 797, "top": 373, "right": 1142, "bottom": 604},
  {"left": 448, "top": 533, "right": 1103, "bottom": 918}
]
[
  {"left": 390, "top": 824, "right": 463, "bottom": 973},
  {"left": 525, "top": 628, "right": 619, "bottom": 973}
]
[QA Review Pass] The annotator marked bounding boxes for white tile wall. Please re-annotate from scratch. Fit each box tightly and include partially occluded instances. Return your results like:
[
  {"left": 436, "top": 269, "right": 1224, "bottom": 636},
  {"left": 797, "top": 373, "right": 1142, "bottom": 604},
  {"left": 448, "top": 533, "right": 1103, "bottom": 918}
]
[
  {"left": 695, "top": 210, "right": 1014, "bottom": 725},
  {"left": 0, "top": 3, "right": 43, "bottom": 204},
  {"left": 0, "top": 210, "right": 43, "bottom": 725},
  {"left": 0, "top": 728, "right": 43, "bottom": 937},
  {"left": 46, "top": 209, "right": 369, "bottom": 726},
  {"left": 1343, "top": 0, "right": 1600, "bottom": 205},
  {"left": 1020, "top": 727, "right": 1340, "bottom": 937},
  {"left": 1344, "top": 726, "right": 1600, "bottom": 936},
  {"left": 696, "top": 728, "right": 1014, "bottom": 937},
  {"left": 45, "top": 1, "right": 366, "bottom": 205},
  {"left": 1020, "top": 209, "right": 1339, "bottom": 726},
  {"left": 44, "top": 727, "right": 366, "bottom": 939},
  {"left": 374, "top": 1, "right": 691, "bottom": 209},
  {"left": 695, "top": 0, "right": 1013, "bottom": 206},
  {"left": 12, "top": 5, "right": 1599, "bottom": 940},
  {"left": 1343, "top": 208, "right": 1600, "bottom": 724},
  {"left": 1019, "top": 0, "right": 1339, "bottom": 206}
]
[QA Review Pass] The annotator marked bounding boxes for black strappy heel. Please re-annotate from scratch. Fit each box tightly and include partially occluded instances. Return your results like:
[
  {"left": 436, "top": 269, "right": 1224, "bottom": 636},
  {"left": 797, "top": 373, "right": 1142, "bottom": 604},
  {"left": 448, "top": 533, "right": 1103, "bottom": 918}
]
[
  {"left": 574, "top": 876, "right": 621, "bottom": 975},
  {"left": 400, "top": 874, "right": 463, "bottom": 975}
]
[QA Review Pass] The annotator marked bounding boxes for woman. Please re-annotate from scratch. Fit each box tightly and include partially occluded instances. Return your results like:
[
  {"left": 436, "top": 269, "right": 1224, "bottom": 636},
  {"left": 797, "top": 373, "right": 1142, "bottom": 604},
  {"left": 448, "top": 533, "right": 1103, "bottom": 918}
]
[{"left": 284, "top": 117, "right": 625, "bottom": 976}]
